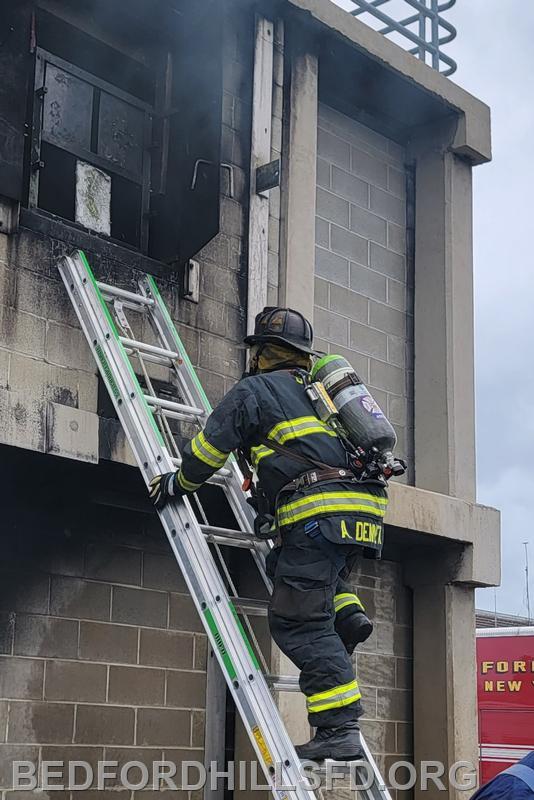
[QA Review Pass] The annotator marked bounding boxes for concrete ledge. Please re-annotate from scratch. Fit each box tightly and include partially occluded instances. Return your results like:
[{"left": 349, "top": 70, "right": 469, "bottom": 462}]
[
  {"left": 285, "top": 0, "right": 491, "bottom": 163},
  {"left": 388, "top": 482, "right": 501, "bottom": 587}
]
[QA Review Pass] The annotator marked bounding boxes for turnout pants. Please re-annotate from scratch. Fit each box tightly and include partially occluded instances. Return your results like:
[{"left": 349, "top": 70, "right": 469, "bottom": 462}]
[{"left": 266, "top": 520, "right": 366, "bottom": 729}]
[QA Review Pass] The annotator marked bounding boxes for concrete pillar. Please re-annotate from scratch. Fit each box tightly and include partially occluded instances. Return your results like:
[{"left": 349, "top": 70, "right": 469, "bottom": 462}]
[
  {"left": 279, "top": 39, "right": 318, "bottom": 322},
  {"left": 412, "top": 132, "right": 476, "bottom": 502},
  {"left": 411, "top": 580, "right": 478, "bottom": 799}
]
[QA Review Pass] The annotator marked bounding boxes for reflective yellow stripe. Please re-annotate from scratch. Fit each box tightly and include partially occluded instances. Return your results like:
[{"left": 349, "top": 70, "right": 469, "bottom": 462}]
[
  {"left": 251, "top": 444, "right": 275, "bottom": 469},
  {"left": 334, "top": 592, "right": 365, "bottom": 613},
  {"left": 191, "top": 431, "right": 229, "bottom": 469},
  {"left": 306, "top": 679, "right": 361, "bottom": 714},
  {"left": 267, "top": 416, "right": 337, "bottom": 445},
  {"left": 177, "top": 470, "right": 202, "bottom": 493},
  {"left": 277, "top": 491, "right": 387, "bottom": 527}
]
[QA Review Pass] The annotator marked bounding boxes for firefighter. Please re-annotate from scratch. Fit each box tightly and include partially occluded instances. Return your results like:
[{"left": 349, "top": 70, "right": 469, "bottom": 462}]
[
  {"left": 471, "top": 752, "right": 534, "bottom": 798},
  {"left": 149, "top": 307, "right": 388, "bottom": 762}
]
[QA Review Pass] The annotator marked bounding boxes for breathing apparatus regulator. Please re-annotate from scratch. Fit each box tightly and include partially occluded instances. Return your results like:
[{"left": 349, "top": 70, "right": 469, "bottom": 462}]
[{"left": 306, "top": 354, "right": 406, "bottom": 481}]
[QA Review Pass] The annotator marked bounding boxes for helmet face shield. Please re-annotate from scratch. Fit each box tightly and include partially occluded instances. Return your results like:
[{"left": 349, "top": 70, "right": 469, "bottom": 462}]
[{"left": 244, "top": 306, "right": 315, "bottom": 355}]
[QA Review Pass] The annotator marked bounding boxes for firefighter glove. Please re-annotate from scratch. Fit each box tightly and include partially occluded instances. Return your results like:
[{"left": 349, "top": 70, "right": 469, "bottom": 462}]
[{"left": 149, "top": 471, "right": 183, "bottom": 510}]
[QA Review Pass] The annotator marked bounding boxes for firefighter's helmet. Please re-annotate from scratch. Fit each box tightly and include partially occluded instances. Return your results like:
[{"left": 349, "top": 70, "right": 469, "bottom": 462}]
[{"left": 244, "top": 307, "right": 315, "bottom": 354}]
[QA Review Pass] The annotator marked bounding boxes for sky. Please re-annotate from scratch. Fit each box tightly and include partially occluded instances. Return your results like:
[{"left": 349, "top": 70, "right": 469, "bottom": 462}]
[{"left": 332, "top": 0, "right": 534, "bottom": 617}]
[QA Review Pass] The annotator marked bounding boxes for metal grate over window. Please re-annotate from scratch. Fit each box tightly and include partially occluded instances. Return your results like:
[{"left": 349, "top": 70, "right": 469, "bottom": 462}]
[{"left": 340, "top": 0, "right": 457, "bottom": 75}]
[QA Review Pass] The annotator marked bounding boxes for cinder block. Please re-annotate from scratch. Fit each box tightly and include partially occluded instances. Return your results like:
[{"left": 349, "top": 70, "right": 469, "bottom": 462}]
[
  {"left": 0, "top": 264, "right": 16, "bottom": 305},
  {"left": 388, "top": 394, "right": 408, "bottom": 427},
  {"left": 396, "top": 657, "right": 413, "bottom": 690},
  {"left": 388, "top": 139, "right": 406, "bottom": 164},
  {"left": 329, "top": 284, "right": 368, "bottom": 324},
  {"left": 79, "top": 621, "right": 138, "bottom": 665},
  {"left": 330, "top": 346, "right": 370, "bottom": 382},
  {"left": 331, "top": 166, "right": 368, "bottom": 208},
  {"left": 0, "top": 388, "right": 45, "bottom": 452},
  {"left": 366, "top": 384, "right": 388, "bottom": 413},
  {"left": 370, "top": 359, "right": 405, "bottom": 396},
  {"left": 388, "top": 166, "right": 405, "bottom": 197},
  {"left": 315, "top": 247, "right": 349, "bottom": 287},
  {"left": 44, "top": 661, "right": 107, "bottom": 703},
  {"left": 0, "top": 613, "right": 14, "bottom": 655},
  {"left": 269, "top": 185, "right": 281, "bottom": 221},
  {"left": 8, "top": 353, "right": 97, "bottom": 412},
  {"left": 350, "top": 147, "right": 388, "bottom": 189},
  {"left": 14, "top": 615, "right": 78, "bottom": 659},
  {"left": 376, "top": 620, "right": 412, "bottom": 658},
  {"left": 46, "top": 321, "right": 95, "bottom": 373},
  {"left": 387, "top": 221, "right": 406, "bottom": 255},
  {"left": 199, "top": 234, "right": 230, "bottom": 269},
  {"left": 75, "top": 704, "right": 135, "bottom": 746},
  {"left": 350, "top": 321, "right": 387, "bottom": 360},
  {"left": 318, "top": 103, "right": 391, "bottom": 158},
  {"left": 50, "top": 576, "right": 111, "bottom": 621},
  {"left": 84, "top": 543, "right": 142, "bottom": 586},
  {"left": 0, "top": 348, "right": 9, "bottom": 389},
  {"left": 395, "top": 587, "right": 413, "bottom": 626},
  {"left": 317, "top": 128, "right": 350, "bottom": 170},
  {"left": 143, "top": 553, "right": 188, "bottom": 594},
  {"left": 331, "top": 225, "right": 368, "bottom": 266},
  {"left": 316, "top": 188, "right": 349, "bottom": 228},
  {"left": 360, "top": 718, "right": 396, "bottom": 755},
  {"left": 166, "top": 671, "right": 207, "bottom": 709},
  {"left": 0, "top": 306, "right": 46, "bottom": 359},
  {"left": 108, "top": 666, "right": 165, "bottom": 706},
  {"left": 220, "top": 197, "right": 245, "bottom": 238},
  {"left": 370, "top": 244, "right": 405, "bottom": 282},
  {"left": 376, "top": 688, "right": 412, "bottom": 722},
  {"left": 195, "top": 367, "right": 226, "bottom": 406},
  {"left": 386, "top": 278, "right": 407, "bottom": 312},
  {"left": 139, "top": 629, "right": 194, "bottom": 670},
  {"left": 194, "top": 635, "right": 208, "bottom": 670},
  {"left": 0, "top": 701, "right": 7, "bottom": 742},
  {"left": 314, "top": 278, "right": 329, "bottom": 309},
  {"left": 396, "top": 721, "right": 413, "bottom": 754},
  {"left": 137, "top": 708, "right": 191, "bottom": 747},
  {"left": 349, "top": 263, "right": 387, "bottom": 303},
  {"left": 198, "top": 332, "right": 242, "bottom": 380},
  {"left": 315, "top": 218, "right": 329, "bottom": 248},
  {"left": 103, "top": 747, "right": 164, "bottom": 788},
  {"left": 8, "top": 701, "right": 75, "bottom": 744},
  {"left": 111, "top": 587, "right": 167, "bottom": 629},
  {"left": 313, "top": 307, "right": 349, "bottom": 347},
  {"left": 387, "top": 335, "right": 406, "bottom": 368},
  {"left": 316, "top": 158, "right": 331, "bottom": 189},
  {"left": 192, "top": 709, "right": 205, "bottom": 748},
  {"left": 369, "top": 186, "right": 406, "bottom": 225},
  {"left": 0, "top": 572, "right": 50, "bottom": 615},
  {"left": 369, "top": 300, "right": 406, "bottom": 338},
  {"left": 16, "top": 270, "right": 78, "bottom": 327},
  {"left": 45, "top": 402, "right": 99, "bottom": 464},
  {"left": 350, "top": 204, "right": 387, "bottom": 246},
  {"left": 40, "top": 745, "right": 102, "bottom": 788},
  {"left": 0, "top": 656, "right": 44, "bottom": 699},
  {"left": 0, "top": 744, "right": 39, "bottom": 789},
  {"left": 168, "top": 593, "right": 203, "bottom": 633}
]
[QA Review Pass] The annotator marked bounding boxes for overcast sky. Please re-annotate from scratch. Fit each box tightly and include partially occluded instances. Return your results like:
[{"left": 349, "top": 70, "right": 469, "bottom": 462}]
[
  {"left": 332, "top": 1, "right": 534, "bottom": 616},
  {"left": 447, "top": 2, "right": 534, "bottom": 617}
]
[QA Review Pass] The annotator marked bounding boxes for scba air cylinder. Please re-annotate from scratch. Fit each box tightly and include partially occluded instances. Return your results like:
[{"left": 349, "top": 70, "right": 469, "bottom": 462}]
[{"left": 310, "top": 354, "right": 401, "bottom": 473}]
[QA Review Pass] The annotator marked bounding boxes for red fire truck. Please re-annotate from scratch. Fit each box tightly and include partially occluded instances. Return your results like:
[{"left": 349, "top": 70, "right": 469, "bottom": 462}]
[{"left": 476, "top": 627, "right": 534, "bottom": 784}]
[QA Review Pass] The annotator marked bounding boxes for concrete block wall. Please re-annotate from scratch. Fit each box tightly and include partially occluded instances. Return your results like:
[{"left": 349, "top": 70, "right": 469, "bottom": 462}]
[
  {"left": 352, "top": 558, "right": 414, "bottom": 800},
  {"left": 314, "top": 103, "right": 414, "bottom": 475},
  {"left": 0, "top": 493, "right": 207, "bottom": 799}
]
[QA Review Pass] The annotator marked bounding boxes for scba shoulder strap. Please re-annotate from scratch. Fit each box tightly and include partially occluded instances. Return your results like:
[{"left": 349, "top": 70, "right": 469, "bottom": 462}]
[{"left": 502, "top": 764, "right": 534, "bottom": 792}]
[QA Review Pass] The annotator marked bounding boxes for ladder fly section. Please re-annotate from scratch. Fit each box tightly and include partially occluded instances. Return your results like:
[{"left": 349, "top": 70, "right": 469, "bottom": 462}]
[{"left": 58, "top": 249, "right": 392, "bottom": 800}]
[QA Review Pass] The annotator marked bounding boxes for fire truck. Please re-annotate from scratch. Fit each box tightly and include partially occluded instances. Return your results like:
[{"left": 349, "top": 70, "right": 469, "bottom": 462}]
[{"left": 477, "top": 627, "right": 534, "bottom": 784}]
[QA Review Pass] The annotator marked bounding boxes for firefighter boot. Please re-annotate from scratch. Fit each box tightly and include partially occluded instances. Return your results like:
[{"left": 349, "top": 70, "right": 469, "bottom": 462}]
[
  {"left": 335, "top": 609, "right": 373, "bottom": 655},
  {"left": 295, "top": 722, "right": 363, "bottom": 762}
]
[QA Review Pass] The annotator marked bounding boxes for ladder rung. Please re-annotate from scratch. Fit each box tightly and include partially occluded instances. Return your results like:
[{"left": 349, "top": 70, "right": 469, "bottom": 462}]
[
  {"left": 170, "top": 457, "right": 231, "bottom": 481},
  {"left": 233, "top": 597, "right": 269, "bottom": 616},
  {"left": 145, "top": 395, "right": 205, "bottom": 417},
  {"left": 201, "top": 524, "right": 254, "bottom": 540},
  {"left": 120, "top": 336, "right": 179, "bottom": 361},
  {"left": 98, "top": 281, "right": 154, "bottom": 306},
  {"left": 127, "top": 350, "right": 176, "bottom": 368},
  {"left": 267, "top": 675, "right": 300, "bottom": 691}
]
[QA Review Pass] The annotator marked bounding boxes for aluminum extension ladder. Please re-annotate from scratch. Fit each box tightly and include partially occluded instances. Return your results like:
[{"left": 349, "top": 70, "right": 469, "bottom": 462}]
[{"left": 58, "top": 249, "right": 392, "bottom": 800}]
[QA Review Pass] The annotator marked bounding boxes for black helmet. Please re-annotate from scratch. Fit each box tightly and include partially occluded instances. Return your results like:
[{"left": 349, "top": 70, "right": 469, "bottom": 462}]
[{"left": 244, "top": 307, "right": 315, "bottom": 354}]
